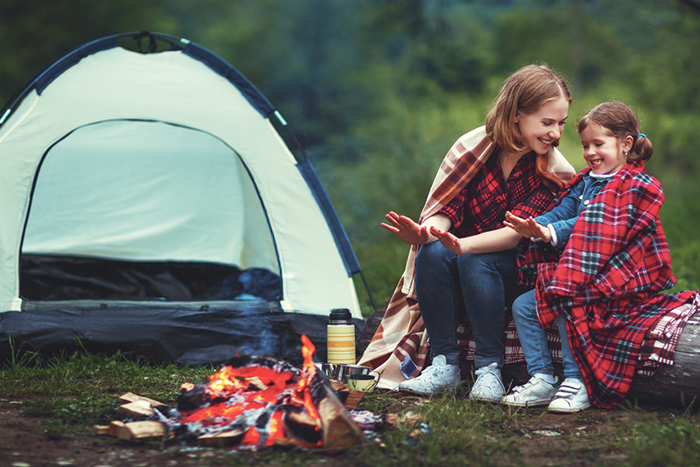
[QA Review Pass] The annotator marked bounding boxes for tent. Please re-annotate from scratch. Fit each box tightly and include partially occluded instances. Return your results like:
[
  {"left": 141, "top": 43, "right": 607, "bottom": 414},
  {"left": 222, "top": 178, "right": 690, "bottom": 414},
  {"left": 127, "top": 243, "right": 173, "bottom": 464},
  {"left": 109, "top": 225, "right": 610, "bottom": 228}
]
[{"left": 0, "top": 32, "right": 369, "bottom": 366}]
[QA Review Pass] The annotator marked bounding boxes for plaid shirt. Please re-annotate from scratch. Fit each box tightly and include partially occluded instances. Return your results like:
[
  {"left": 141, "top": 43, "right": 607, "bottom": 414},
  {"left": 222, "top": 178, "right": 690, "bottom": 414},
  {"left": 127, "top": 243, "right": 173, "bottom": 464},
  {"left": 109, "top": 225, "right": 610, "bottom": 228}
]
[
  {"left": 518, "top": 162, "right": 700, "bottom": 409},
  {"left": 438, "top": 150, "right": 553, "bottom": 238}
]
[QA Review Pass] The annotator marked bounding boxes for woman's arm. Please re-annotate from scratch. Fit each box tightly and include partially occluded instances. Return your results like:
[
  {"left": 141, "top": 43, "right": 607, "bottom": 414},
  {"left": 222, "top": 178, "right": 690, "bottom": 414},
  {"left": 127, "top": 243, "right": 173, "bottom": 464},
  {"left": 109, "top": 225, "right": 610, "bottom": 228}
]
[
  {"left": 381, "top": 211, "right": 452, "bottom": 245},
  {"left": 429, "top": 225, "right": 522, "bottom": 255}
]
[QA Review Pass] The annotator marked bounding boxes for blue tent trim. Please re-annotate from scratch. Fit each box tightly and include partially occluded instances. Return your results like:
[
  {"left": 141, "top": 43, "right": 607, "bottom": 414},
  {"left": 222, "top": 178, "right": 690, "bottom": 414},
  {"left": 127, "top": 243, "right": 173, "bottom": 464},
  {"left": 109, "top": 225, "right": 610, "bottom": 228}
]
[
  {"left": 297, "top": 159, "right": 361, "bottom": 276},
  {"left": 3, "top": 32, "right": 275, "bottom": 121}
]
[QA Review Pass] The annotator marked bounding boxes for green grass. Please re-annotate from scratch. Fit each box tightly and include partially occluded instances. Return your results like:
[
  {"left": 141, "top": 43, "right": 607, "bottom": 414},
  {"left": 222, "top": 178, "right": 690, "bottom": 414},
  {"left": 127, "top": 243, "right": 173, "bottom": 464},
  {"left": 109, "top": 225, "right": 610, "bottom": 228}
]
[
  {"left": 4, "top": 349, "right": 700, "bottom": 466},
  {"left": 0, "top": 346, "right": 215, "bottom": 438}
]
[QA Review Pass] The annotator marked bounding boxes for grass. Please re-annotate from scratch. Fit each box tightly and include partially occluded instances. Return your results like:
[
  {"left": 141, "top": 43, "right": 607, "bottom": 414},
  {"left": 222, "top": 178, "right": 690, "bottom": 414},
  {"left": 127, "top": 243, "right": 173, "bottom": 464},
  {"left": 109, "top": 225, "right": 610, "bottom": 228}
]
[
  {"left": 0, "top": 346, "right": 215, "bottom": 438},
  {"left": 4, "top": 349, "right": 700, "bottom": 466}
]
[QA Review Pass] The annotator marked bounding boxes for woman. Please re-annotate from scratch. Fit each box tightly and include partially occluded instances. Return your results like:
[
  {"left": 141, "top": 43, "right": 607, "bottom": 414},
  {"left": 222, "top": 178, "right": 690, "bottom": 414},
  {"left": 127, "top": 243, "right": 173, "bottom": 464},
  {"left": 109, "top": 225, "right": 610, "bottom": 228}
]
[{"left": 360, "top": 64, "right": 575, "bottom": 400}]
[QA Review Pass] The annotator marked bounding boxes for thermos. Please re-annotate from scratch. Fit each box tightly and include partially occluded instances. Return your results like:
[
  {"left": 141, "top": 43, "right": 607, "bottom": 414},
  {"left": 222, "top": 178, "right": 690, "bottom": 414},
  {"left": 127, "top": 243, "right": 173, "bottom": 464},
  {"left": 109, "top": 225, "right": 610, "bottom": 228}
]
[{"left": 326, "top": 308, "right": 356, "bottom": 364}]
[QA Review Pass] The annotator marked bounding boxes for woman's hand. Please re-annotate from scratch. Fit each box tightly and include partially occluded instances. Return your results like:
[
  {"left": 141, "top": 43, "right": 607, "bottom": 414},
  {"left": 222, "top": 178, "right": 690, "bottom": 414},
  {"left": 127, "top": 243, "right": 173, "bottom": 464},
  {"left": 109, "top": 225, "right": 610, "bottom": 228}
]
[
  {"left": 504, "top": 211, "right": 551, "bottom": 242},
  {"left": 381, "top": 211, "right": 430, "bottom": 245},
  {"left": 429, "top": 226, "right": 471, "bottom": 255}
]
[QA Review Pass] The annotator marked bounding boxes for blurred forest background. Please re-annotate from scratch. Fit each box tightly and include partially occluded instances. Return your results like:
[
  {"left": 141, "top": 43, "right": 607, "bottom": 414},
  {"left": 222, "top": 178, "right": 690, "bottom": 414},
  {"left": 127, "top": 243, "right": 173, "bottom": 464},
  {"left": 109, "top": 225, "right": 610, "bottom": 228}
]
[{"left": 1, "top": 0, "right": 700, "bottom": 315}]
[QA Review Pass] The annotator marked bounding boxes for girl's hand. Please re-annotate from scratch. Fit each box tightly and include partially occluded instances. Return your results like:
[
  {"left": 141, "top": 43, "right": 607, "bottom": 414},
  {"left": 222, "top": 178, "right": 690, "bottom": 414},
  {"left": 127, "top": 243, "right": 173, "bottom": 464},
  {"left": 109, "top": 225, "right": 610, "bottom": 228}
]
[
  {"left": 504, "top": 211, "right": 551, "bottom": 242},
  {"left": 381, "top": 211, "right": 430, "bottom": 245},
  {"left": 429, "top": 226, "right": 470, "bottom": 255}
]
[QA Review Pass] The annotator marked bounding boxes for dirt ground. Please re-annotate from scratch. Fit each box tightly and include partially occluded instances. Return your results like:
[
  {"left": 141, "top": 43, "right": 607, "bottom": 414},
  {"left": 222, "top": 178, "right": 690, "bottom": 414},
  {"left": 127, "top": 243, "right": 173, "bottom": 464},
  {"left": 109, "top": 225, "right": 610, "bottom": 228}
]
[
  {"left": 0, "top": 396, "right": 242, "bottom": 467},
  {"left": 0, "top": 392, "right": 682, "bottom": 467}
]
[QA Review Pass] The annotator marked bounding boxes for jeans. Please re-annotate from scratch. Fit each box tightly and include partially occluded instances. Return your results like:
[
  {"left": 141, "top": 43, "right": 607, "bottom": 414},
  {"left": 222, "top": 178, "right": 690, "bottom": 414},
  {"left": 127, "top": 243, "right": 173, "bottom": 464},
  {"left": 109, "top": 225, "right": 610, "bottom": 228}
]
[
  {"left": 511, "top": 289, "right": 583, "bottom": 380},
  {"left": 415, "top": 241, "right": 521, "bottom": 369}
]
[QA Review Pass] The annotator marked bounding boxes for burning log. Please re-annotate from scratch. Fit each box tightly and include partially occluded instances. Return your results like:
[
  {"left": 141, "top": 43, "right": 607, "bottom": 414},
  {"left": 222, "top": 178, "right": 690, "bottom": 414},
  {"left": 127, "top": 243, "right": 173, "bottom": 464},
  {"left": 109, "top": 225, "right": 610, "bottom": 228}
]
[{"left": 173, "top": 336, "right": 363, "bottom": 451}]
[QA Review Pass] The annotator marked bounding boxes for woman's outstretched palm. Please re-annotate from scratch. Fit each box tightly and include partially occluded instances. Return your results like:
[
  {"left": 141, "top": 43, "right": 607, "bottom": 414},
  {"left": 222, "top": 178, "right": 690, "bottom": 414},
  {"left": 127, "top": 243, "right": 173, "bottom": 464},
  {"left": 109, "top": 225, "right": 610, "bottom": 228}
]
[{"left": 381, "top": 211, "right": 430, "bottom": 245}]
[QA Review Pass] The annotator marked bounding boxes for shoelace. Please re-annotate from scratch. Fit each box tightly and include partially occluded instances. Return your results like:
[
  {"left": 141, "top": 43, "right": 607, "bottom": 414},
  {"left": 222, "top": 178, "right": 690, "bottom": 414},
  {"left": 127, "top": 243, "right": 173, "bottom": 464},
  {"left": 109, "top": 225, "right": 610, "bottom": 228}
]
[
  {"left": 474, "top": 364, "right": 498, "bottom": 377},
  {"left": 414, "top": 363, "right": 446, "bottom": 380}
]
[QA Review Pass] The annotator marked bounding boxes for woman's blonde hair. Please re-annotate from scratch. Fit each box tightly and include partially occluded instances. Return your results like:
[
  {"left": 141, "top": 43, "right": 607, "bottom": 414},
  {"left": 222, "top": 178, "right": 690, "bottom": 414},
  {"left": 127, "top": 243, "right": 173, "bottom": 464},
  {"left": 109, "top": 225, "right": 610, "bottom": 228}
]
[
  {"left": 485, "top": 64, "right": 571, "bottom": 154},
  {"left": 577, "top": 101, "right": 653, "bottom": 162}
]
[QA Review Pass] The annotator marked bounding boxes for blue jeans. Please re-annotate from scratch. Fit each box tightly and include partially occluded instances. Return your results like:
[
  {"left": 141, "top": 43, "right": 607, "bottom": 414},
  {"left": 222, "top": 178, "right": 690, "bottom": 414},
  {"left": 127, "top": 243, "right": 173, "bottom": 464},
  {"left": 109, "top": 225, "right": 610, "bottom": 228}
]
[
  {"left": 511, "top": 289, "right": 583, "bottom": 380},
  {"left": 415, "top": 241, "right": 521, "bottom": 369}
]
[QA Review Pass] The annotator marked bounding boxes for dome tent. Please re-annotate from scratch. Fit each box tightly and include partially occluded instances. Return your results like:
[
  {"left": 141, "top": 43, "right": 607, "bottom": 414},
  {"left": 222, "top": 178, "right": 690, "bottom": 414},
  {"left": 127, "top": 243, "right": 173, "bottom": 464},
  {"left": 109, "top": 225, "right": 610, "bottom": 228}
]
[{"left": 0, "top": 32, "right": 368, "bottom": 365}]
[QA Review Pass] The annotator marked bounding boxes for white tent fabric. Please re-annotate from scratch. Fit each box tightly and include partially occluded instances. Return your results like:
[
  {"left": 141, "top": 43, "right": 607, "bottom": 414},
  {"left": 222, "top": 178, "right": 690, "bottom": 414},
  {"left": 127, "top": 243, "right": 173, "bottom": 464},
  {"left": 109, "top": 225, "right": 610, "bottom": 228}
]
[{"left": 0, "top": 44, "right": 362, "bottom": 318}]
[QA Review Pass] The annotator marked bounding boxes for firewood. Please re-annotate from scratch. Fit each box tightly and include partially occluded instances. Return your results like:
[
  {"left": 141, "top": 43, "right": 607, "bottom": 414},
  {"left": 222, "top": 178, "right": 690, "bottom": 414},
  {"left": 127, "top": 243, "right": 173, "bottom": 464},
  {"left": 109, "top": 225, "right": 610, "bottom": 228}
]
[
  {"left": 197, "top": 428, "right": 245, "bottom": 447},
  {"left": 342, "top": 391, "right": 365, "bottom": 410},
  {"left": 330, "top": 381, "right": 348, "bottom": 392},
  {"left": 119, "top": 399, "right": 155, "bottom": 418},
  {"left": 287, "top": 410, "right": 320, "bottom": 428},
  {"left": 273, "top": 437, "right": 310, "bottom": 448},
  {"left": 118, "top": 392, "right": 164, "bottom": 406},
  {"left": 108, "top": 420, "right": 126, "bottom": 437},
  {"left": 308, "top": 371, "right": 363, "bottom": 452},
  {"left": 93, "top": 424, "right": 110, "bottom": 435},
  {"left": 317, "top": 396, "right": 362, "bottom": 452},
  {"left": 115, "top": 421, "right": 167, "bottom": 440}
]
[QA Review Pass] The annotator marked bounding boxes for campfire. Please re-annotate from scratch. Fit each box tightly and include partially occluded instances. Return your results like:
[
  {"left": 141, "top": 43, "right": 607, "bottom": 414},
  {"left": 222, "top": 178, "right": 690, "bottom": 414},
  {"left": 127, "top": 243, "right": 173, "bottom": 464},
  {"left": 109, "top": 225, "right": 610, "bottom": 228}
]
[{"left": 98, "top": 335, "right": 365, "bottom": 451}]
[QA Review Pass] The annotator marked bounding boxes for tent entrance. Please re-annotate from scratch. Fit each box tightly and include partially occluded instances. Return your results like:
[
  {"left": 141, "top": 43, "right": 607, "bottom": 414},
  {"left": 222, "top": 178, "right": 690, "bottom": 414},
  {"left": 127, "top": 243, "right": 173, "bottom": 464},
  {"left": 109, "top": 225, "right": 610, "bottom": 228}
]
[{"left": 20, "top": 120, "right": 281, "bottom": 302}]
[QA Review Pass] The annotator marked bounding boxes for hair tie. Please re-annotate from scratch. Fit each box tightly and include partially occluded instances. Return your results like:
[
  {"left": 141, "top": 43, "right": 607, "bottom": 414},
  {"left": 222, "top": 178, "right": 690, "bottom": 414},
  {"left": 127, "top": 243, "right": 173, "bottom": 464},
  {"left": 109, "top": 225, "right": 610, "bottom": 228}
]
[{"left": 638, "top": 133, "right": 646, "bottom": 138}]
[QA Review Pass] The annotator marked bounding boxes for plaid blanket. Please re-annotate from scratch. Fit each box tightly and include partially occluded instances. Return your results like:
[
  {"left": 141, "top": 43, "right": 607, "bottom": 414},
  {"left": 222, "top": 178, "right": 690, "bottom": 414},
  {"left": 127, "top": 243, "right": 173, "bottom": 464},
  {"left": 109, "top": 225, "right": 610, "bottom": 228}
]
[
  {"left": 518, "top": 162, "right": 700, "bottom": 408},
  {"left": 358, "top": 126, "right": 576, "bottom": 387}
]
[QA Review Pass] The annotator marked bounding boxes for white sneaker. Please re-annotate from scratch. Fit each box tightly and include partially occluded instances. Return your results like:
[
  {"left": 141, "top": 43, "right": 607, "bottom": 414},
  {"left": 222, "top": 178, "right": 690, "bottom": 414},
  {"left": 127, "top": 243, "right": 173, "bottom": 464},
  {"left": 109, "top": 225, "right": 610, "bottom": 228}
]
[
  {"left": 501, "top": 374, "right": 561, "bottom": 407},
  {"left": 469, "top": 362, "right": 505, "bottom": 402},
  {"left": 397, "top": 355, "right": 461, "bottom": 395},
  {"left": 547, "top": 378, "right": 591, "bottom": 413}
]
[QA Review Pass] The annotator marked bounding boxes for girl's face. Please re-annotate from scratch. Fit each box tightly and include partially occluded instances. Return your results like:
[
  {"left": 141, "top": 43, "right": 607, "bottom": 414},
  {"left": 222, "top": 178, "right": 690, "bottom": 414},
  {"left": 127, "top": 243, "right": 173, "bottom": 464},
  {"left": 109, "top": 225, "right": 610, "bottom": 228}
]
[
  {"left": 579, "top": 122, "right": 631, "bottom": 174},
  {"left": 515, "top": 95, "right": 569, "bottom": 156}
]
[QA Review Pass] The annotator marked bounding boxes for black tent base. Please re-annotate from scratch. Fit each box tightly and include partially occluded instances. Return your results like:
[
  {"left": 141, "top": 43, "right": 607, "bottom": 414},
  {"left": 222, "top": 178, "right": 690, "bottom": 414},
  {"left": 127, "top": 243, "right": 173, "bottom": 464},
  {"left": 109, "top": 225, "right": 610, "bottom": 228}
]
[{"left": 0, "top": 301, "right": 364, "bottom": 366}]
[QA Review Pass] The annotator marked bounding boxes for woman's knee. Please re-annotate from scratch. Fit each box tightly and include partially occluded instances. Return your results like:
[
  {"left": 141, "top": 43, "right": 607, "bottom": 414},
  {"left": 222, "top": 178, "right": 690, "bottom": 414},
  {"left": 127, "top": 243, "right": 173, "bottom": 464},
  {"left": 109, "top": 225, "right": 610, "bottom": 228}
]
[{"left": 415, "top": 241, "right": 451, "bottom": 272}]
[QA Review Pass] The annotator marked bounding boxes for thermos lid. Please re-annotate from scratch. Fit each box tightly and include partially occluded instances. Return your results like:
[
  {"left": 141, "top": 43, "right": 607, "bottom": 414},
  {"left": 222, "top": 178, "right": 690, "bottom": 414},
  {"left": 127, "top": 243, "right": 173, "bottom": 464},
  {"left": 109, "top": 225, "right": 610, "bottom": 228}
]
[{"left": 329, "top": 308, "right": 352, "bottom": 324}]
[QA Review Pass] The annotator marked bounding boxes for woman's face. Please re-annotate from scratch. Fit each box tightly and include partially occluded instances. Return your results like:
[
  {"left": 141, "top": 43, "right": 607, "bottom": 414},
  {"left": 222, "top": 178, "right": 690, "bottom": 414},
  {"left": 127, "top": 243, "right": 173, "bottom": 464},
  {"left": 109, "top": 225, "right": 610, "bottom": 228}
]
[{"left": 515, "top": 95, "right": 569, "bottom": 155}]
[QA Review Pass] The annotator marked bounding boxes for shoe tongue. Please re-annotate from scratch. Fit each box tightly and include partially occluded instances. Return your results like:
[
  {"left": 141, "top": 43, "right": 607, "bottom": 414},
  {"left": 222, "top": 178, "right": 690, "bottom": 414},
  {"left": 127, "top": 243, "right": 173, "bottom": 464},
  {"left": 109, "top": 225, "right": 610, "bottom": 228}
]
[{"left": 432, "top": 356, "right": 447, "bottom": 367}]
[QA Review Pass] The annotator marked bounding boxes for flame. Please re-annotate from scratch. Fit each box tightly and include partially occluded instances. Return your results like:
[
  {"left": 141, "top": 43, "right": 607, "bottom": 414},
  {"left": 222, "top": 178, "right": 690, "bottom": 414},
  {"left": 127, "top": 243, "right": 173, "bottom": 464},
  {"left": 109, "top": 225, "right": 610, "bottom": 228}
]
[{"left": 177, "top": 335, "right": 323, "bottom": 449}]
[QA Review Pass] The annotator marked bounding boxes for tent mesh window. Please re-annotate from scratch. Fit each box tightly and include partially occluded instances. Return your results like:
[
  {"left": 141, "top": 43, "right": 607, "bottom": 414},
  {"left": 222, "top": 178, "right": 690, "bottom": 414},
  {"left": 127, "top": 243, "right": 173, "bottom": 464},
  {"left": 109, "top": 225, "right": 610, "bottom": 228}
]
[{"left": 20, "top": 120, "right": 281, "bottom": 302}]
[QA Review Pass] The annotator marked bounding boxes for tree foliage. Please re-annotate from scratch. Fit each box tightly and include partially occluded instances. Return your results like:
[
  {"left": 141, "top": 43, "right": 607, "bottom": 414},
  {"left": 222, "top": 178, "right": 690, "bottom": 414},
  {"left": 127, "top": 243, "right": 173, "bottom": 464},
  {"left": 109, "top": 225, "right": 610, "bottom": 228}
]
[{"left": 1, "top": 0, "right": 700, "bottom": 306}]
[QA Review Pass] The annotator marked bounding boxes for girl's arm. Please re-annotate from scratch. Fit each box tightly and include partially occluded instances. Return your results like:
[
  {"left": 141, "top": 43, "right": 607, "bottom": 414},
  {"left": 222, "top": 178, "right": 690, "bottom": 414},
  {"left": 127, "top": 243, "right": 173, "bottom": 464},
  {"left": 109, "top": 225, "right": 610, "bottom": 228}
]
[
  {"left": 381, "top": 211, "right": 452, "bottom": 245},
  {"left": 429, "top": 225, "right": 522, "bottom": 255}
]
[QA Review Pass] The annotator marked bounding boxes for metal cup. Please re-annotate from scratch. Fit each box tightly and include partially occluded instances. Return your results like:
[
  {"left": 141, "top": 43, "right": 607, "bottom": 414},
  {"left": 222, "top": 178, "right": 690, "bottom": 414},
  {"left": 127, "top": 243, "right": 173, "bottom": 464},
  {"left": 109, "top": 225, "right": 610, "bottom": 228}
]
[
  {"left": 337, "top": 364, "right": 371, "bottom": 383},
  {"left": 346, "top": 374, "right": 380, "bottom": 392},
  {"left": 318, "top": 362, "right": 339, "bottom": 381}
]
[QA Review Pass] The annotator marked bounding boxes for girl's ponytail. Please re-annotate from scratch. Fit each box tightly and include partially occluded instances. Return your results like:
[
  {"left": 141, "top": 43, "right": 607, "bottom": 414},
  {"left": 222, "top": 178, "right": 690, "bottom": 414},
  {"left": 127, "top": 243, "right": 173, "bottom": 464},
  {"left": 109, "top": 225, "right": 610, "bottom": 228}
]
[{"left": 631, "top": 133, "right": 653, "bottom": 162}]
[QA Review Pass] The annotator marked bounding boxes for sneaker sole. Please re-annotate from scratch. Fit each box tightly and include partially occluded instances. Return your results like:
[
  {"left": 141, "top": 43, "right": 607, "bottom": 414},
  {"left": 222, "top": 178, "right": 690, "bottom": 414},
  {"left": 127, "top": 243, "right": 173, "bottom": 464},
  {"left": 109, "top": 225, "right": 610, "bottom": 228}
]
[
  {"left": 501, "top": 398, "right": 553, "bottom": 407},
  {"left": 547, "top": 401, "right": 591, "bottom": 413}
]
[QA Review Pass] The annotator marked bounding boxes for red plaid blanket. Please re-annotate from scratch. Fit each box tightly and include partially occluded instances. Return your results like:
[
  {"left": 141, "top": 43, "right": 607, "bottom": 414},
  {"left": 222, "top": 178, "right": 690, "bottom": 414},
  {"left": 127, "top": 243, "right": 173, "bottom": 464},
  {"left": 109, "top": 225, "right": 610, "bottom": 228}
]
[{"left": 518, "top": 162, "right": 700, "bottom": 408}]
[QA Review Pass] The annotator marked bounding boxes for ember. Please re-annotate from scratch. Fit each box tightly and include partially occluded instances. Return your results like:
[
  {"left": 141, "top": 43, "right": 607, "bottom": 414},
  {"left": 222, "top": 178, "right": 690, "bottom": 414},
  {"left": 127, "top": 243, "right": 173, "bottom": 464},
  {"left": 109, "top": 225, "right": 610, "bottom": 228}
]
[{"left": 152, "top": 335, "right": 363, "bottom": 451}]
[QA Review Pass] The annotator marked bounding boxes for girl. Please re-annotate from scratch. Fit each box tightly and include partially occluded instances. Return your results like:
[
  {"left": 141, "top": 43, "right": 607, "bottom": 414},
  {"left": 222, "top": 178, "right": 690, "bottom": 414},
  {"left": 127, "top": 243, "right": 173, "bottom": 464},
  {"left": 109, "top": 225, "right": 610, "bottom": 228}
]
[
  {"left": 360, "top": 64, "right": 575, "bottom": 399},
  {"left": 500, "top": 101, "right": 699, "bottom": 410}
]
